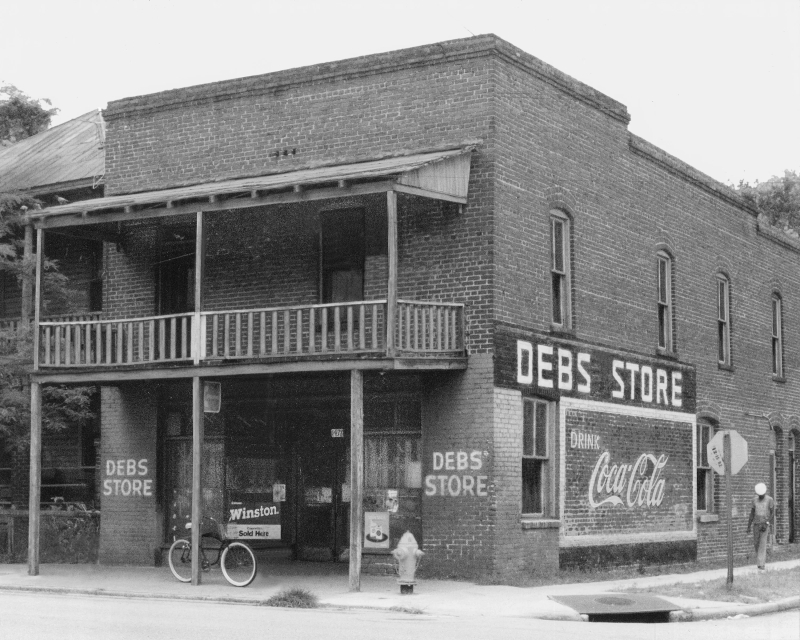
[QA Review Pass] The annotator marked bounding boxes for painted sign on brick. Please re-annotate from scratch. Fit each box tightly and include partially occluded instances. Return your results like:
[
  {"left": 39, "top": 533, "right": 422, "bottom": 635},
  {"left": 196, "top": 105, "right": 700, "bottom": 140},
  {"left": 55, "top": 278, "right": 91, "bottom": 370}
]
[
  {"left": 103, "top": 458, "right": 153, "bottom": 497},
  {"left": 560, "top": 399, "right": 695, "bottom": 547},
  {"left": 424, "top": 450, "right": 489, "bottom": 497},
  {"left": 494, "top": 326, "right": 696, "bottom": 413}
]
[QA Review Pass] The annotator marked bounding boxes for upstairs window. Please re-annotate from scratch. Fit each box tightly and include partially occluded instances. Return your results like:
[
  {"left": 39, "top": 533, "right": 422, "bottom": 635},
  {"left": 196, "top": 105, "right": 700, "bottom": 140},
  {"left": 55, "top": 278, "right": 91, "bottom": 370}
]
[
  {"left": 657, "top": 252, "right": 674, "bottom": 351},
  {"left": 696, "top": 421, "right": 714, "bottom": 512},
  {"left": 772, "top": 294, "right": 783, "bottom": 378},
  {"left": 717, "top": 275, "right": 730, "bottom": 365},
  {"left": 522, "top": 398, "right": 552, "bottom": 516},
  {"left": 550, "top": 211, "right": 571, "bottom": 328},
  {"left": 320, "top": 209, "right": 365, "bottom": 303}
]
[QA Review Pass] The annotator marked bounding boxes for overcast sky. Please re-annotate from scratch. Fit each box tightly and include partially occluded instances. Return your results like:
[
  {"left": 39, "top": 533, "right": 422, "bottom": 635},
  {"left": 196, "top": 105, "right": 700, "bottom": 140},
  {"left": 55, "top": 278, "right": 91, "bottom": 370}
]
[{"left": 2, "top": 0, "right": 798, "bottom": 187}]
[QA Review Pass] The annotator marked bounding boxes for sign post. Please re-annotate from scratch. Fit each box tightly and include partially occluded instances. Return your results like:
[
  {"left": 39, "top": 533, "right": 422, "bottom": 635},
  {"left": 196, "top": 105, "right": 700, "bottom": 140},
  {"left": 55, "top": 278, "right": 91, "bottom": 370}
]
[
  {"left": 723, "top": 432, "right": 734, "bottom": 586},
  {"left": 707, "top": 429, "right": 748, "bottom": 588}
]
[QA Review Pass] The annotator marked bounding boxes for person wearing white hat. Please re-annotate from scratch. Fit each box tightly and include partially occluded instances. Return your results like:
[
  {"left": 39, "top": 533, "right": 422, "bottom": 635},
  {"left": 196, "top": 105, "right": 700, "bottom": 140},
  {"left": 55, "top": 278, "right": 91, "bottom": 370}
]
[{"left": 747, "top": 482, "right": 775, "bottom": 569}]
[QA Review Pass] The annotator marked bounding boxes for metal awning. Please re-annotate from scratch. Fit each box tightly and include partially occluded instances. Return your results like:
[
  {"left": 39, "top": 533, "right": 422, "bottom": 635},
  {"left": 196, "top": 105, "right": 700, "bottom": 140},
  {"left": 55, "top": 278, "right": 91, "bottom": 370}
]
[{"left": 29, "top": 146, "right": 474, "bottom": 229}]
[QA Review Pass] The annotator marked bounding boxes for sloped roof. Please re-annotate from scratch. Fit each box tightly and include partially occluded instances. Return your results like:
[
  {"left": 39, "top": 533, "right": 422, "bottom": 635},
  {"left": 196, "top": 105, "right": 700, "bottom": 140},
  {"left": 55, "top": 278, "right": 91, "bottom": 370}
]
[
  {"left": 0, "top": 110, "right": 105, "bottom": 194},
  {"left": 30, "top": 146, "right": 474, "bottom": 228}
]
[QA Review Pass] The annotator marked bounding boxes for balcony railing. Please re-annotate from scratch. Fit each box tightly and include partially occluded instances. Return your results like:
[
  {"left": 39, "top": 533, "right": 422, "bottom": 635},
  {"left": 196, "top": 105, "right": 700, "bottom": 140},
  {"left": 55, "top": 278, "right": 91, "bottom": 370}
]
[{"left": 37, "top": 300, "right": 464, "bottom": 368}]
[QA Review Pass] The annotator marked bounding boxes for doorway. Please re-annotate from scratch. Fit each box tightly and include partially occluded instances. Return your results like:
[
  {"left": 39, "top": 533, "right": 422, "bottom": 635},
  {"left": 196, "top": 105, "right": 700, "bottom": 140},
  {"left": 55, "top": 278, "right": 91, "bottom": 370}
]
[{"left": 293, "top": 410, "right": 350, "bottom": 562}]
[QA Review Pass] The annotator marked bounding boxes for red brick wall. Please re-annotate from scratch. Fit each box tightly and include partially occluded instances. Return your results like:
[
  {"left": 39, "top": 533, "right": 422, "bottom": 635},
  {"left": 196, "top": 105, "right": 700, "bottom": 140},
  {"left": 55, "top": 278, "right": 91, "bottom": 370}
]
[
  {"left": 490, "top": 55, "right": 800, "bottom": 562},
  {"left": 92, "top": 35, "right": 800, "bottom": 570},
  {"left": 99, "top": 385, "right": 160, "bottom": 565},
  {"left": 421, "top": 355, "right": 496, "bottom": 577}
]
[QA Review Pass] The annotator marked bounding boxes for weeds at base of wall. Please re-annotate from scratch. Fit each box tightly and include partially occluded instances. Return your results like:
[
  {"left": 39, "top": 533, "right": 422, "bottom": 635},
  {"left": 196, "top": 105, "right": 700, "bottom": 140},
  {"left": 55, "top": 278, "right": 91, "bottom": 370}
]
[{"left": 0, "top": 512, "right": 99, "bottom": 564}]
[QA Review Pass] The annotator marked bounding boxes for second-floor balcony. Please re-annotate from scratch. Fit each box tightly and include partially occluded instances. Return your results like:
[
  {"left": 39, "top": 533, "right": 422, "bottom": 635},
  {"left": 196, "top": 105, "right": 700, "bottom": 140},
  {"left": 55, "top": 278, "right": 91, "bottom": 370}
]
[
  {"left": 26, "top": 147, "right": 475, "bottom": 380},
  {"left": 36, "top": 299, "right": 464, "bottom": 371}
]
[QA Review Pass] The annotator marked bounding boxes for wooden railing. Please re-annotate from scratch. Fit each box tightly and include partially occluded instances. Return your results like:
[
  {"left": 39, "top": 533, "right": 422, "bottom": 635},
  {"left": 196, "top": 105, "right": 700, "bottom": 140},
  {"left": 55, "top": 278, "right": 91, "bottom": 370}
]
[
  {"left": 201, "top": 301, "right": 387, "bottom": 359},
  {"left": 37, "top": 300, "right": 465, "bottom": 368},
  {"left": 39, "top": 313, "right": 193, "bottom": 366},
  {"left": 395, "top": 299, "right": 464, "bottom": 355}
]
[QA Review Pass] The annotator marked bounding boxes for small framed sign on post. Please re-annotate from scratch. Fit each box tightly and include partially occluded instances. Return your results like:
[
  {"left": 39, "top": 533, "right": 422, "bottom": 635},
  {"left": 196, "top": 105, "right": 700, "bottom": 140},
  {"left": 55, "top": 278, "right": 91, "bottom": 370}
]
[{"left": 203, "top": 382, "right": 222, "bottom": 413}]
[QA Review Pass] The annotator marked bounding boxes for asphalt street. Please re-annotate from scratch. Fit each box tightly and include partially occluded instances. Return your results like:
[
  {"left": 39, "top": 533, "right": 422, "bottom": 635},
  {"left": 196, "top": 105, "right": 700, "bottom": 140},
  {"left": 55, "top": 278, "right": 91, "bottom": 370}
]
[{"left": 4, "top": 591, "right": 798, "bottom": 640}]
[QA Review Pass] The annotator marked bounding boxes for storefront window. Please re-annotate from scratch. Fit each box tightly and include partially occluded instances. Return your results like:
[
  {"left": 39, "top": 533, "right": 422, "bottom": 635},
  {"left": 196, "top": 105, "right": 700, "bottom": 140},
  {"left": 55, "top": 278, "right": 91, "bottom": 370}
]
[{"left": 364, "top": 400, "right": 421, "bottom": 489}]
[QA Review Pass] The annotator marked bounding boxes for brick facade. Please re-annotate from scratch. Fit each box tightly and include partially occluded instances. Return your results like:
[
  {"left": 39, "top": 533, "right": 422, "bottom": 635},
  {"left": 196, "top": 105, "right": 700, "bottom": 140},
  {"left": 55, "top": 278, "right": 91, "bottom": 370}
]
[
  {"left": 28, "top": 35, "right": 799, "bottom": 573},
  {"left": 98, "top": 385, "right": 160, "bottom": 565}
]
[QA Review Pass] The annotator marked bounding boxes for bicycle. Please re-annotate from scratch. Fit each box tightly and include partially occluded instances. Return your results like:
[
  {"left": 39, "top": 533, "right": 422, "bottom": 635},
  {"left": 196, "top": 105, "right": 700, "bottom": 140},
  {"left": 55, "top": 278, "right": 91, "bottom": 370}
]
[{"left": 168, "top": 516, "right": 257, "bottom": 587}]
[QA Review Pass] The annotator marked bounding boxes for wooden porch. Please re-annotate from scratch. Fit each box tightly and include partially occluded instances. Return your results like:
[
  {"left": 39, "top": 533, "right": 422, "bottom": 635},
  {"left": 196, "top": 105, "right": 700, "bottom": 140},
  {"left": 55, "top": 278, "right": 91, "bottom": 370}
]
[{"left": 36, "top": 299, "right": 465, "bottom": 370}]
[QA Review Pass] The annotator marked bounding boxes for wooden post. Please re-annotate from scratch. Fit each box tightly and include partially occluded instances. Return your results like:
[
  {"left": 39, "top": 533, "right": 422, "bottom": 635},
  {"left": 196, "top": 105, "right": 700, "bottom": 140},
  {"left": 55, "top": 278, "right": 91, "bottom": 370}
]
[
  {"left": 386, "top": 191, "right": 397, "bottom": 357},
  {"left": 21, "top": 224, "right": 33, "bottom": 330},
  {"left": 32, "top": 228, "right": 44, "bottom": 371},
  {"left": 27, "top": 381, "right": 42, "bottom": 575},
  {"left": 193, "top": 211, "right": 205, "bottom": 364},
  {"left": 191, "top": 377, "right": 204, "bottom": 585},
  {"left": 724, "top": 431, "right": 734, "bottom": 587},
  {"left": 349, "top": 369, "right": 364, "bottom": 591}
]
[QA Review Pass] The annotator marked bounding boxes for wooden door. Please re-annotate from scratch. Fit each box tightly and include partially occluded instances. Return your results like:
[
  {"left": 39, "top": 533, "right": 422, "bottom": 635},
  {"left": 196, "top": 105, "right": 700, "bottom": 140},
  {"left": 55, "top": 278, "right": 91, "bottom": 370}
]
[{"left": 294, "top": 411, "right": 349, "bottom": 561}]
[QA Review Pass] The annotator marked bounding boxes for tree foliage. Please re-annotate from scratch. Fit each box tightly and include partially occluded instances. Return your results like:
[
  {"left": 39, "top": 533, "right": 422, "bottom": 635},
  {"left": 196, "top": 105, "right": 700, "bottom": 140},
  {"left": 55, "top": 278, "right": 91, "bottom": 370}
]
[
  {"left": 0, "top": 84, "right": 58, "bottom": 147},
  {"left": 0, "top": 191, "right": 94, "bottom": 453},
  {"left": 735, "top": 170, "right": 800, "bottom": 232}
]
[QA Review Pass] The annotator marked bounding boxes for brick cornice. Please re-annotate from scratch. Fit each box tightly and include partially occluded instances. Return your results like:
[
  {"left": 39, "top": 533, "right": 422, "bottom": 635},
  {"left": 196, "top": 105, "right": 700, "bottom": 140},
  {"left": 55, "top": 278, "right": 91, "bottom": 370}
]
[
  {"left": 629, "top": 134, "right": 759, "bottom": 217},
  {"left": 103, "top": 35, "right": 629, "bottom": 125}
]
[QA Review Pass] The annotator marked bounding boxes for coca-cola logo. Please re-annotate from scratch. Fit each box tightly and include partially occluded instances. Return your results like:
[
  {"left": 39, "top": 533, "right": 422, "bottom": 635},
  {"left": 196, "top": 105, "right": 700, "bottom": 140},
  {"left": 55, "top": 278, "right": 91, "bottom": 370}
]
[{"left": 588, "top": 451, "right": 668, "bottom": 509}]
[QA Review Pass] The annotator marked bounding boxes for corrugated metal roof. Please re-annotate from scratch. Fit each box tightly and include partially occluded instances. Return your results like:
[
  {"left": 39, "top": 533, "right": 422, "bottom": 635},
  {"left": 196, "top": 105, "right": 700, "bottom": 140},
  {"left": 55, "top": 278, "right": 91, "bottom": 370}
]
[
  {"left": 0, "top": 110, "right": 105, "bottom": 193},
  {"left": 31, "top": 147, "right": 473, "bottom": 222}
]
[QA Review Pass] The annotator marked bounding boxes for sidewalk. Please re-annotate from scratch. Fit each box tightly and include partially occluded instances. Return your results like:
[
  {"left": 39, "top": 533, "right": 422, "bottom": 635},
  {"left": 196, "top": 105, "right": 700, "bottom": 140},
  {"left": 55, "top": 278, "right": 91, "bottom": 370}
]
[{"left": 0, "top": 557, "right": 797, "bottom": 622}]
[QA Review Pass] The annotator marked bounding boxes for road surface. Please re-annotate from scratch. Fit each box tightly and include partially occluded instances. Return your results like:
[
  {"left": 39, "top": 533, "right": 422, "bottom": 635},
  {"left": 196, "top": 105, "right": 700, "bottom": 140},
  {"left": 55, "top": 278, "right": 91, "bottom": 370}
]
[{"left": 3, "top": 591, "right": 798, "bottom": 640}]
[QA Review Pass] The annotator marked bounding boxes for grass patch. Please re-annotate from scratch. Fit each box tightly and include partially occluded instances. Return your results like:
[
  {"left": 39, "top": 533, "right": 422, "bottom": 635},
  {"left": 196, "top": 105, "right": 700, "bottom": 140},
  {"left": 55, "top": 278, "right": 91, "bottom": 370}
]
[
  {"left": 265, "top": 588, "right": 319, "bottom": 608},
  {"left": 389, "top": 606, "right": 426, "bottom": 615},
  {"left": 430, "top": 543, "right": 800, "bottom": 588},
  {"left": 625, "top": 566, "right": 800, "bottom": 604}
]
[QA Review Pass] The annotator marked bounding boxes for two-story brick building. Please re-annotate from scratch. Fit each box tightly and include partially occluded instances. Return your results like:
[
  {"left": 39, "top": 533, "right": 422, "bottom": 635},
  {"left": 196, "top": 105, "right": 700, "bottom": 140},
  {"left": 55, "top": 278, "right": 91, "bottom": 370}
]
[{"left": 24, "top": 35, "right": 798, "bottom": 580}]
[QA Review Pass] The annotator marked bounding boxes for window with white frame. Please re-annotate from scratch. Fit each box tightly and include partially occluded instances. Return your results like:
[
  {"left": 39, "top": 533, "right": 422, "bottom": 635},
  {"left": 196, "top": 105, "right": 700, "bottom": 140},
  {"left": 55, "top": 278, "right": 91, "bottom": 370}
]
[
  {"left": 717, "top": 275, "right": 731, "bottom": 365},
  {"left": 657, "top": 252, "right": 674, "bottom": 351},
  {"left": 696, "top": 421, "right": 714, "bottom": 511},
  {"left": 550, "top": 211, "right": 571, "bottom": 328},
  {"left": 522, "top": 398, "right": 551, "bottom": 515},
  {"left": 772, "top": 294, "right": 784, "bottom": 378}
]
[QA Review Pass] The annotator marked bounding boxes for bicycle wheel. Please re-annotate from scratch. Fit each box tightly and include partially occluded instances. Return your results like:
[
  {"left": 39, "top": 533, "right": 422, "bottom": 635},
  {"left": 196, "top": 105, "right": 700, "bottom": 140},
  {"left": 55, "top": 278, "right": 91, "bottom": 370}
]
[
  {"left": 168, "top": 539, "right": 193, "bottom": 583},
  {"left": 220, "top": 542, "right": 257, "bottom": 587}
]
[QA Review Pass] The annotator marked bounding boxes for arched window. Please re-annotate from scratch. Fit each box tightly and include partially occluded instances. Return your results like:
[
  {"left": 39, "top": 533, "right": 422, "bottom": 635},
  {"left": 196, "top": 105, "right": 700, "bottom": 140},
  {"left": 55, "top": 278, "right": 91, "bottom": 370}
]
[
  {"left": 657, "top": 251, "right": 674, "bottom": 351},
  {"left": 717, "top": 274, "right": 731, "bottom": 365},
  {"left": 550, "top": 210, "right": 571, "bottom": 328},
  {"left": 772, "top": 294, "right": 784, "bottom": 378}
]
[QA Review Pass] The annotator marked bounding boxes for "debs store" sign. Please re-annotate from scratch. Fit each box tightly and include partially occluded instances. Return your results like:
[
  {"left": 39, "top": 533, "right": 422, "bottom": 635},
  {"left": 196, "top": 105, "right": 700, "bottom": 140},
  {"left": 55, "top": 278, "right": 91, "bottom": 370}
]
[{"left": 494, "top": 327, "right": 696, "bottom": 413}]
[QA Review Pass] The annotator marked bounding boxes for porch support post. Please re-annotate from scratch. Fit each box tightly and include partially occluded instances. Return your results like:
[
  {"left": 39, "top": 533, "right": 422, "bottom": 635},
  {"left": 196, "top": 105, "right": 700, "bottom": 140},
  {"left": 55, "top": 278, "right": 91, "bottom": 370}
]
[
  {"left": 349, "top": 369, "right": 364, "bottom": 591},
  {"left": 191, "top": 376, "right": 204, "bottom": 585},
  {"left": 386, "top": 190, "right": 397, "bottom": 357},
  {"left": 21, "top": 224, "right": 33, "bottom": 330},
  {"left": 27, "top": 381, "right": 42, "bottom": 575},
  {"left": 193, "top": 211, "right": 205, "bottom": 364},
  {"left": 32, "top": 228, "right": 44, "bottom": 371}
]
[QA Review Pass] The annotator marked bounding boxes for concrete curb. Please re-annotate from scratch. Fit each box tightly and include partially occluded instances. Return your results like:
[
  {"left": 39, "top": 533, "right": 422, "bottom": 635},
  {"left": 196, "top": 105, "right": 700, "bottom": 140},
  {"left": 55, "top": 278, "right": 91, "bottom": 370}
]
[
  {"left": 668, "top": 596, "right": 800, "bottom": 622},
  {"left": 0, "top": 583, "right": 272, "bottom": 607},
  {"left": 0, "top": 583, "right": 420, "bottom": 615}
]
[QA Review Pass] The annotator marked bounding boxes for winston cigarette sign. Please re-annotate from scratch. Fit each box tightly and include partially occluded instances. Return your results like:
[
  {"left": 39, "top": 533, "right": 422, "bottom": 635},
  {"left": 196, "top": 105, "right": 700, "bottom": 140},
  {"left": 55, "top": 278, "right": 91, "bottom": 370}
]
[{"left": 226, "top": 501, "right": 281, "bottom": 540}]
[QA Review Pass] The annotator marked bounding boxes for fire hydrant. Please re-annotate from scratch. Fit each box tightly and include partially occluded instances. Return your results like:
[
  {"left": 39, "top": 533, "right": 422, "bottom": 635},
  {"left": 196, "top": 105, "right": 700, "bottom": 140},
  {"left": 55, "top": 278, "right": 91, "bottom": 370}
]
[{"left": 391, "top": 531, "right": 424, "bottom": 594}]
